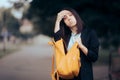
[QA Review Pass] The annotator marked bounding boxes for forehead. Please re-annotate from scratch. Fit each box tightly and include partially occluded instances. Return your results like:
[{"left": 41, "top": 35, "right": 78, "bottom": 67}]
[{"left": 63, "top": 10, "right": 72, "bottom": 14}]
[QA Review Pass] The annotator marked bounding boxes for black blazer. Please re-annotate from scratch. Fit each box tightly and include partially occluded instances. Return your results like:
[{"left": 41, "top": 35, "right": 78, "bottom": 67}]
[{"left": 54, "top": 27, "right": 99, "bottom": 80}]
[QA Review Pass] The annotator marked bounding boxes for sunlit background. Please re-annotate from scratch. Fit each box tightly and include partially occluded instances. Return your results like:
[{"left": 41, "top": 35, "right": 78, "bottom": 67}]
[{"left": 0, "top": 0, "right": 12, "bottom": 8}]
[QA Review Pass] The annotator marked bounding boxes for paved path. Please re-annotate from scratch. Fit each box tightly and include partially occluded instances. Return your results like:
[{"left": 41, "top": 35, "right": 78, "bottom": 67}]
[
  {"left": 0, "top": 35, "right": 109, "bottom": 80},
  {"left": 93, "top": 65, "right": 109, "bottom": 80}
]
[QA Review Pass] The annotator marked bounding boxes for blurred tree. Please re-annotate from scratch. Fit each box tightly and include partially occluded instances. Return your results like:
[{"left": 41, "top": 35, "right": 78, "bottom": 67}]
[
  {"left": 27, "top": 0, "right": 120, "bottom": 48},
  {"left": 0, "top": 0, "right": 32, "bottom": 38},
  {"left": 1, "top": 9, "right": 20, "bottom": 36}
]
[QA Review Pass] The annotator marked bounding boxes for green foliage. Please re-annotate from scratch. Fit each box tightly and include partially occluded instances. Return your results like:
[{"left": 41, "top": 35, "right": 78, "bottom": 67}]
[
  {"left": 0, "top": 48, "right": 18, "bottom": 58},
  {"left": 1, "top": 0, "right": 118, "bottom": 48},
  {"left": 29, "top": 0, "right": 120, "bottom": 48},
  {"left": 0, "top": 9, "right": 21, "bottom": 37}
]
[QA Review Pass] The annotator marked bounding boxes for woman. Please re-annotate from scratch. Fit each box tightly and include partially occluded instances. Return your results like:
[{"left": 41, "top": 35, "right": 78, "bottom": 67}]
[{"left": 53, "top": 8, "right": 99, "bottom": 80}]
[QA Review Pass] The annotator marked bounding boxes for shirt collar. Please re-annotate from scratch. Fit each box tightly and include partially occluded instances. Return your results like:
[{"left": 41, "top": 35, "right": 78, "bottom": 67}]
[{"left": 71, "top": 32, "right": 81, "bottom": 37}]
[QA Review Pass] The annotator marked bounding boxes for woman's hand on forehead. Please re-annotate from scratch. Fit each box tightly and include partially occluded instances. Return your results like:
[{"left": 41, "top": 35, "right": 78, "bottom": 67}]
[{"left": 58, "top": 10, "right": 69, "bottom": 15}]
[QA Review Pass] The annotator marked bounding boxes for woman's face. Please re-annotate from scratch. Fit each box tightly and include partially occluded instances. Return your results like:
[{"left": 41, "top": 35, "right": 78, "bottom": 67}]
[{"left": 63, "top": 10, "right": 77, "bottom": 28}]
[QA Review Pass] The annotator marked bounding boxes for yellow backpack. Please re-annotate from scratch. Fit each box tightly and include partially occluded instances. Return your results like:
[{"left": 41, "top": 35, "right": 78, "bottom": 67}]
[{"left": 49, "top": 38, "right": 81, "bottom": 80}]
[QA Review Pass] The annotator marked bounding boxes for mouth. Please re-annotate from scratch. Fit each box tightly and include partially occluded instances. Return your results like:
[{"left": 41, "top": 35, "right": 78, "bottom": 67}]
[{"left": 69, "top": 21, "right": 74, "bottom": 24}]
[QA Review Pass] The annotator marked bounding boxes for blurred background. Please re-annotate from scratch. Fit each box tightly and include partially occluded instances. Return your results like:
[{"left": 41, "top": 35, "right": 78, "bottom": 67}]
[{"left": 0, "top": 0, "right": 120, "bottom": 80}]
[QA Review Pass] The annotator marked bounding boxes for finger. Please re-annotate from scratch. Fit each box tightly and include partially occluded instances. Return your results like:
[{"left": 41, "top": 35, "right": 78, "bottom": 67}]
[{"left": 58, "top": 10, "right": 67, "bottom": 16}]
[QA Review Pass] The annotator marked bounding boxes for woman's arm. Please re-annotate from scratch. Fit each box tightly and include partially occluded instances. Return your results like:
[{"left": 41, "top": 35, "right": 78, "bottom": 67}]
[
  {"left": 86, "top": 30, "right": 99, "bottom": 62},
  {"left": 76, "top": 37, "right": 88, "bottom": 55},
  {"left": 76, "top": 30, "right": 99, "bottom": 62},
  {"left": 54, "top": 10, "right": 67, "bottom": 33},
  {"left": 54, "top": 19, "right": 61, "bottom": 33}
]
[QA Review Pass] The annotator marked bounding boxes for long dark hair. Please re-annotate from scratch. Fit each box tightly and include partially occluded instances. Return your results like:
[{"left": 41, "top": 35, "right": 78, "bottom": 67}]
[{"left": 59, "top": 7, "right": 84, "bottom": 46}]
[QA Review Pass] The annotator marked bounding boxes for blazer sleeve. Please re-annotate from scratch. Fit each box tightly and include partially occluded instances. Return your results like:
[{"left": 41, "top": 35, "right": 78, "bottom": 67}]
[
  {"left": 53, "top": 30, "right": 62, "bottom": 41},
  {"left": 86, "top": 30, "right": 99, "bottom": 62}
]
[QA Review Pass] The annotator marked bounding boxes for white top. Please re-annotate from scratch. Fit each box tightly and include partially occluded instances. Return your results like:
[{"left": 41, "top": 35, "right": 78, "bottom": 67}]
[{"left": 67, "top": 32, "right": 81, "bottom": 50}]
